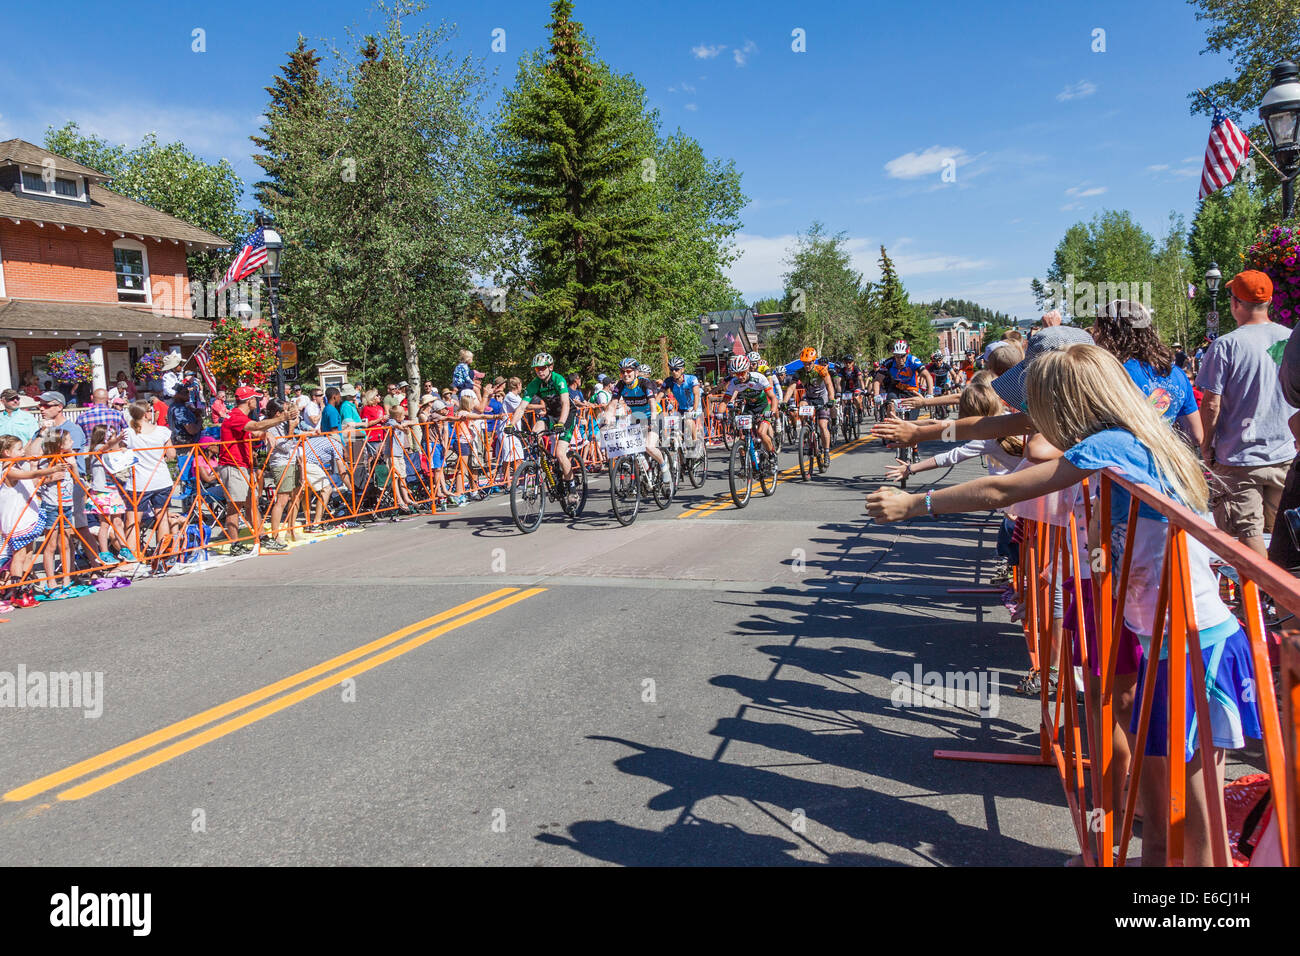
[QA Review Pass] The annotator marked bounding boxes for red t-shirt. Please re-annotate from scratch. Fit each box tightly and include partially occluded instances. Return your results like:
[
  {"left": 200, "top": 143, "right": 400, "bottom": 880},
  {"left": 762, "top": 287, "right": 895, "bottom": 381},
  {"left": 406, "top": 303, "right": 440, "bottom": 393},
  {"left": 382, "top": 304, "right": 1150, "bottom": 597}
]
[
  {"left": 210, "top": 398, "right": 229, "bottom": 423},
  {"left": 219, "top": 408, "right": 253, "bottom": 467},
  {"left": 361, "top": 404, "right": 385, "bottom": 442},
  {"left": 152, "top": 398, "right": 169, "bottom": 426}
]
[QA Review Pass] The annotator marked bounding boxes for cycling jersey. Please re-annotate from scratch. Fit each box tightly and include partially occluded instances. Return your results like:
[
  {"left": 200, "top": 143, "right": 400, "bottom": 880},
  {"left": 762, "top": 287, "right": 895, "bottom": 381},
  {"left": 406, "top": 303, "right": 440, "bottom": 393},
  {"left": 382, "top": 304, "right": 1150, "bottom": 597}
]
[
  {"left": 781, "top": 360, "right": 831, "bottom": 404},
  {"left": 725, "top": 372, "right": 775, "bottom": 411},
  {"left": 842, "top": 366, "right": 863, "bottom": 391},
  {"left": 878, "top": 354, "right": 925, "bottom": 394},
  {"left": 612, "top": 376, "right": 657, "bottom": 422},
  {"left": 521, "top": 372, "right": 570, "bottom": 418},
  {"left": 769, "top": 376, "right": 785, "bottom": 403},
  {"left": 927, "top": 362, "right": 953, "bottom": 388},
  {"left": 662, "top": 374, "right": 701, "bottom": 414}
]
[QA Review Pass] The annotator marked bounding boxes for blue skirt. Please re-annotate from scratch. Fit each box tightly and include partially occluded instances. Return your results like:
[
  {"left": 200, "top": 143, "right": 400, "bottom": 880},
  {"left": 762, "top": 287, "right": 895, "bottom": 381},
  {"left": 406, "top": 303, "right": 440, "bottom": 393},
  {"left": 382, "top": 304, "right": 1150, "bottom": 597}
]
[{"left": 1130, "top": 623, "right": 1263, "bottom": 762}]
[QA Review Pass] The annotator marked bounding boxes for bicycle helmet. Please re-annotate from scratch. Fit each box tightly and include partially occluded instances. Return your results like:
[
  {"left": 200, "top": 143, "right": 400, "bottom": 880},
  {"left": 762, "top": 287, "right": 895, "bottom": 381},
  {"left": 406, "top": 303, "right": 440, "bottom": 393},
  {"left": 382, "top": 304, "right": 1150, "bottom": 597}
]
[
  {"left": 668, "top": 356, "right": 686, "bottom": 371},
  {"left": 842, "top": 355, "right": 854, "bottom": 364},
  {"left": 747, "top": 350, "right": 762, "bottom": 366},
  {"left": 800, "top": 347, "right": 817, "bottom": 364},
  {"left": 532, "top": 352, "right": 553, "bottom": 368},
  {"left": 931, "top": 350, "right": 944, "bottom": 360},
  {"left": 892, "top": 340, "right": 908, "bottom": 355},
  {"left": 757, "top": 363, "right": 770, "bottom": 374},
  {"left": 619, "top": 357, "right": 639, "bottom": 371},
  {"left": 638, "top": 363, "right": 652, "bottom": 377},
  {"left": 729, "top": 354, "right": 750, "bottom": 374}
]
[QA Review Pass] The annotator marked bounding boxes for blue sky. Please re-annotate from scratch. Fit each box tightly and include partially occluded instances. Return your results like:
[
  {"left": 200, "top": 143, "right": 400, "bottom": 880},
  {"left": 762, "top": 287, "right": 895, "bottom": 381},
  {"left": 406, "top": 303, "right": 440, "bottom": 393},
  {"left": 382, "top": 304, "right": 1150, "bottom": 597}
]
[{"left": 0, "top": 0, "right": 1244, "bottom": 320}]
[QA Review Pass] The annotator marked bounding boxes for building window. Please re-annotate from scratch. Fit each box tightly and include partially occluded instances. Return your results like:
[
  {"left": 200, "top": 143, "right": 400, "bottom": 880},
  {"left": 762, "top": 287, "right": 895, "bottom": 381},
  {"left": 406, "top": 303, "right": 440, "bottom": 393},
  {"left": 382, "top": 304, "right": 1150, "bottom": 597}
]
[
  {"left": 21, "top": 171, "right": 46, "bottom": 192},
  {"left": 113, "top": 243, "right": 149, "bottom": 304},
  {"left": 54, "top": 177, "right": 79, "bottom": 197},
  {"left": 18, "top": 169, "right": 85, "bottom": 200}
]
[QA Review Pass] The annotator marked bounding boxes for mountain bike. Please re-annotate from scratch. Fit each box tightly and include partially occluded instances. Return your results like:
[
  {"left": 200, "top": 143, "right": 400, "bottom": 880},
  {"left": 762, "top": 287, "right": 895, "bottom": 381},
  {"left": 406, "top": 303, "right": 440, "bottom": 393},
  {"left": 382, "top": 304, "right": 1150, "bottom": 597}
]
[
  {"left": 603, "top": 418, "right": 674, "bottom": 524},
  {"left": 664, "top": 411, "right": 708, "bottom": 489},
  {"left": 838, "top": 394, "right": 861, "bottom": 443},
  {"left": 796, "top": 404, "right": 829, "bottom": 480},
  {"left": 505, "top": 425, "right": 587, "bottom": 533},
  {"left": 728, "top": 411, "right": 777, "bottom": 508}
]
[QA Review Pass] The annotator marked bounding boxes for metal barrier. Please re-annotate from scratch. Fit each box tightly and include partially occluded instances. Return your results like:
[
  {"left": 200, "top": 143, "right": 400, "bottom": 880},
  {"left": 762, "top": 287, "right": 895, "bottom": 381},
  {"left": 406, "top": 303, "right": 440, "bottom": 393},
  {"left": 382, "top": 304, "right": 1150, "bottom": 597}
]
[{"left": 939, "top": 468, "right": 1296, "bottom": 866}]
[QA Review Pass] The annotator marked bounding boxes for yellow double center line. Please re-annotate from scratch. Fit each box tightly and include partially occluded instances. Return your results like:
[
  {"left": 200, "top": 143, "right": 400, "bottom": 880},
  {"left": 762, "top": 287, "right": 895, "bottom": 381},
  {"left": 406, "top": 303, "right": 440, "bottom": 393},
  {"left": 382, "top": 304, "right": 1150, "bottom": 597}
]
[
  {"left": 5, "top": 587, "right": 543, "bottom": 803},
  {"left": 678, "top": 434, "right": 876, "bottom": 519}
]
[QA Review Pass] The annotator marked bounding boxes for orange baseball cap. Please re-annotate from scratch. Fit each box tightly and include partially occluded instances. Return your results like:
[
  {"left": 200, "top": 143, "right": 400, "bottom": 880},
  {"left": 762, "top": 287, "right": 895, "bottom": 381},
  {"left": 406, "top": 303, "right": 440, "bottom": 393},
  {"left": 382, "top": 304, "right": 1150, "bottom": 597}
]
[{"left": 1227, "top": 270, "right": 1273, "bottom": 304}]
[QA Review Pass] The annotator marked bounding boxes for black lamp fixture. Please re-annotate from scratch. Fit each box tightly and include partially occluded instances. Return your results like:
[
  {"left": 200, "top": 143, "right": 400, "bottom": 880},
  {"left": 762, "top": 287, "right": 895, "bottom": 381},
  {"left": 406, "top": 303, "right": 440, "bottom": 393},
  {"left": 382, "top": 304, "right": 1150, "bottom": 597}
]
[
  {"left": 1260, "top": 59, "right": 1300, "bottom": 220},
  {"left": 708, "top": 321, "right": 720, "bottom": 383}
]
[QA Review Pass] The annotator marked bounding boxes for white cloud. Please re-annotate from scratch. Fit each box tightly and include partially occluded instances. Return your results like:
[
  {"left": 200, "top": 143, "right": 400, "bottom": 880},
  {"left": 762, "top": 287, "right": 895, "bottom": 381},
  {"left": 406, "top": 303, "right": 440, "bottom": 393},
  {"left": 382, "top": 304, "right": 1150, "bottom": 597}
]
[
  {"left": 733, "top": 40, "right": 758, "bottom": 66},
  {"left": 668, "top": 81, "right": 697, "bottom": 94},
  {"left": 692, "top": 43, "right": 725, "bottom": 59},
  {"left": 884, "top": 145, "right": 971, "bottom": 180},
  {"left": 1065, "top": 185, "right": 1107, "bottom": 197},
  {"left": 1056, "top": 80, "right": 1097, "bottom": 102},
  {"left": 1171, "top": 167, "right": 1201, "bottom": 178},
  {"left": 684, "top": 103, "right": 697, "bottom": 112},
  {"left": 1146, "top": 164, "right": 1170, "bottom": 172}
]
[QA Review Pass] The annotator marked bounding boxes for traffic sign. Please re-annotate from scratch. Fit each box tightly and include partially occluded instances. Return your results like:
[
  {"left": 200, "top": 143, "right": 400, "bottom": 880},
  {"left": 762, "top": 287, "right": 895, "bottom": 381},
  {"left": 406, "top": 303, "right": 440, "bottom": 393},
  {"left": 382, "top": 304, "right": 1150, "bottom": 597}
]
[
  {"left": 1206, "top": 311, "right": 1219, "bottom": 336},
  {"left": 280, "top": 339, "right": 298, "bottom": 369}
]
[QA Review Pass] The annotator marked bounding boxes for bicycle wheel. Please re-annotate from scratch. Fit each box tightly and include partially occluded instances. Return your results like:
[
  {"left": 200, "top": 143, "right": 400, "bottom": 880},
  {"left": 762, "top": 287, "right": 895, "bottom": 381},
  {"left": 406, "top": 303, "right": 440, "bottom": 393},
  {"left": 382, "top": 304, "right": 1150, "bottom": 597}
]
[
  {"left": 609, "top": 456, "right": 640, "bottom": 525},
  {"left": 797, "top": 424, "right": 812, "bottom": 481},
  {"left": 650, "top": 454, "right": 673, "bottom": 509},
  {"left": 559, "top": 452, "right": 587, "bottom": 518},
  {"left": 817, "top": 430, "right": 830, "bottom": 472},
  {"left": 686, "top": 443, "right": 707, "bottom": 488},
  {"left": 758, "top": 443, "right": 776, "bottom": 496},
  {"left": 510, "top": 461, "right": 545, "bottom": 533},
  {"left": 852, "top": 404, "right": 862, "bottom": 439},
  {"left": 728, "top": 437, "right": 753, "bottom": 508}
]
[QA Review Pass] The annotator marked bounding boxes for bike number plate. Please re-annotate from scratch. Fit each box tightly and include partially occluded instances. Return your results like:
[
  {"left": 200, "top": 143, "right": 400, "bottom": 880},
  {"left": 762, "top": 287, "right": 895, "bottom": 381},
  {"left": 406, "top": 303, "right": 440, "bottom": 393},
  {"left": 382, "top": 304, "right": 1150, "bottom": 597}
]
[
  {"left": 735, "top": 415, "right": 753, "bottom": 430},
  {"left": 798, "top": 405, "right": 814, "bottom": 418},
  {"left": 599, "top": 422, "right": 646, "bottom": 457}
]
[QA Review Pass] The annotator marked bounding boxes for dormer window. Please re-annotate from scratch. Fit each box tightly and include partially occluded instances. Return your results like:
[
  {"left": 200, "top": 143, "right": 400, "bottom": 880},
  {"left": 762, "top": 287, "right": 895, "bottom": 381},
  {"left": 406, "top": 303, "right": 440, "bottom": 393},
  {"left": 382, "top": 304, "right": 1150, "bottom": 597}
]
[
  {"left": 113, "top": 239, "right": 150, "bottom": 304},
  {"left": 18, "top": 169, "right": 87, "bottom": 201}
]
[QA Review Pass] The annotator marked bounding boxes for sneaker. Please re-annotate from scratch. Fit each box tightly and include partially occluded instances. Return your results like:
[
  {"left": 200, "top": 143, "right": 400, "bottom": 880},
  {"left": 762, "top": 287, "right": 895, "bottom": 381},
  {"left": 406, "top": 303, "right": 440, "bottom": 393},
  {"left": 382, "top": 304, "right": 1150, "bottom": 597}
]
[
  {"left": 228, "top": 542, "right": 252, "bottom": 556},
  {"left": 98, "top": 551, "right": 118, "bottom": 565},
  {"left": 0, "top": 601, "right": 13, "bottom": 614},
  {"left": 260, "top": 539, "right": 287, "bottom": 552},
  {"left": 117, "top": 548, "right": 136, "bottom": 562},
  {"left": 14, "top": 591, "right": 38, "bottom": 609}
]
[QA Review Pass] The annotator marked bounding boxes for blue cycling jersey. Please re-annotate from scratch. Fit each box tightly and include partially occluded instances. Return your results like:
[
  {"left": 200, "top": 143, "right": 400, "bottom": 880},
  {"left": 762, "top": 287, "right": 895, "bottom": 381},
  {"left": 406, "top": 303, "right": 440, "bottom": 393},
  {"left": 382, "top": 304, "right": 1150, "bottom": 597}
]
[{"left": 663, "top": 374, "right": 701, "bottom": 413}]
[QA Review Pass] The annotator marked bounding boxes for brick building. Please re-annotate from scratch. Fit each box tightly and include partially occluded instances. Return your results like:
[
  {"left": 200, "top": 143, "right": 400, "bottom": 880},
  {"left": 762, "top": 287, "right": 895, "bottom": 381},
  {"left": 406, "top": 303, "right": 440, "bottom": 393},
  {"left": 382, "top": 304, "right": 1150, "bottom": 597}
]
[
  {"left": 0, "top": 139, "right": 227, "bottom": 396},
  {"left": 931, "top": 313, "right": 984, "bottom": 358}
]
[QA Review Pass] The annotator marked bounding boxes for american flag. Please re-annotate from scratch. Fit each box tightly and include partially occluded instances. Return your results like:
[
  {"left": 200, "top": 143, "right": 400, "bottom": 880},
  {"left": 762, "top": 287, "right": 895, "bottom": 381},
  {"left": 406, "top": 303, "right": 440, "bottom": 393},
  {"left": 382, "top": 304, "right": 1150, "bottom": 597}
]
[
  {"left": 1199, "top": 109, "right": 1252, "bottom": 200},
  {"left": 215, "top": 226, "right": 267, "bottom": 293},
  {"left": 193, "top": 339, "right": 218, "bottom": 397}
]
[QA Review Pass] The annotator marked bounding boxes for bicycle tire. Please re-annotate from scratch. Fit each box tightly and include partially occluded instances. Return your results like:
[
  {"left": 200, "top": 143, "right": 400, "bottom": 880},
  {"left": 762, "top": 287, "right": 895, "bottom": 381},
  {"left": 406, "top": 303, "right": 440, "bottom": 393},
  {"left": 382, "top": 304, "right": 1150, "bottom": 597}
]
[
  {"left": 510, "top": 461, "right": 545, "bottom": 533},
  {"left": 685, "top": 444, "right": 707, "bottom": 489},
  {"left": 797, "top": 424, "right": 813, "bottom": 481},
  {"left": 609, "top": 456, "right": 639, "bottom": 525},
  {"left": 559, "top": 451, "right": 587, "bottom": 518},
  {"left": 650, "top": 454, "right": 673, "bottom": 509},
  {"left": 758, "top": 445, "right": 776, "bottom": 496},
  {"left": 729, "top": 437, "right": 753, "bottom": 507}
]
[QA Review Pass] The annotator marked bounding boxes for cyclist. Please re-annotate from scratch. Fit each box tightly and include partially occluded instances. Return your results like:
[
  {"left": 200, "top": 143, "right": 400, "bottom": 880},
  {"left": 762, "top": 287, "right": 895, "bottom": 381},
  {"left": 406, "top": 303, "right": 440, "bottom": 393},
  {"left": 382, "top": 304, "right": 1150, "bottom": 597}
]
[
  {"left": 927, "top": 351, "right": 954, "bottom": 391},
  {"left": 509, "top": 352, "right": 577, "bottom": 491},
  {"left": 781, "top": 346, "right": 836, "bottom": 454},
  {"left": 610, "top": 357, "right": 670, "bottom": 483},
  {"left": 662, "top": 356, "right": 704, "bottom": 445},
  {"left": 841, "top": 355, "right": 865, "bottom": 418},
  {"left": 959, "top": 349, "right": 977, "bottom": 385},
  {"left": 723, "top": 354, "right": 778, "bottom": 466},
  {"left": 872, "top": 339, "right": 932, "bottom": 462}
]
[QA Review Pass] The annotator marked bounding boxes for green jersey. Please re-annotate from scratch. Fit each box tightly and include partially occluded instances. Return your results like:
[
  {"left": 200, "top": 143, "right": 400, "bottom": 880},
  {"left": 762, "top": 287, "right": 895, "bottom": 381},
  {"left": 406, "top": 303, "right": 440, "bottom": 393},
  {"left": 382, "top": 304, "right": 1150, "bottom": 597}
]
[{"left": 522, "top": 373, "right": 570, "bottom": 418}]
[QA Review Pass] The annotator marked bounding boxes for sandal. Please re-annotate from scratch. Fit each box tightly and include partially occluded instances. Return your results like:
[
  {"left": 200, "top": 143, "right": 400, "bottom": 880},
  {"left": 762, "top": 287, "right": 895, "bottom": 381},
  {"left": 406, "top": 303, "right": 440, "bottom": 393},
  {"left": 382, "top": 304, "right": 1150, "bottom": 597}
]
[{"left": 1018, "top": 668, "right": 1059, "bottom": 696}]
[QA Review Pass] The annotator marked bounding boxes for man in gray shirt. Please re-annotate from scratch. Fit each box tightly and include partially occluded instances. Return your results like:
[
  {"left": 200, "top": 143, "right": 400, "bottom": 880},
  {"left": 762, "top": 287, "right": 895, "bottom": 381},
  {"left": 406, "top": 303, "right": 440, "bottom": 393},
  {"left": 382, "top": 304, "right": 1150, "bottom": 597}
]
[{"left": 1197, "top": 270, "right": 1293, "bottom": 559}]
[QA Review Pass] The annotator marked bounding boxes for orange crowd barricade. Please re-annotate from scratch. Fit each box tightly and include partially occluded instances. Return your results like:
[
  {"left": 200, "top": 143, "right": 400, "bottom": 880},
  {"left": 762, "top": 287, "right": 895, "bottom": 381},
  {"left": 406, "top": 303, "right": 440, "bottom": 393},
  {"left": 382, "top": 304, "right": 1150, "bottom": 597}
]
[{"left": 938, "top": 468, "right": 1296, "bottom": 866}]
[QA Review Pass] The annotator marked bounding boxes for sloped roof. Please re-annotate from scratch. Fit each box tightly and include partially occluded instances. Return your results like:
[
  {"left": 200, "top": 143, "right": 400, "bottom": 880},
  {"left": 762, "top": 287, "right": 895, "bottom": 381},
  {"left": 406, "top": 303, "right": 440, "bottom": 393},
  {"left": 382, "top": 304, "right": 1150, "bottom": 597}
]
[
  {"left": 0, "top": 139, "right": 107, "bottom": 180},
  {"left": 931, "top": 315, "right": 973, "bottom": 329},
  {"left": 0, "top": 140, "right": 228, "bottom": 247},
  {"left": 0, "top": 298, "right": 211, "bottom": 335}
]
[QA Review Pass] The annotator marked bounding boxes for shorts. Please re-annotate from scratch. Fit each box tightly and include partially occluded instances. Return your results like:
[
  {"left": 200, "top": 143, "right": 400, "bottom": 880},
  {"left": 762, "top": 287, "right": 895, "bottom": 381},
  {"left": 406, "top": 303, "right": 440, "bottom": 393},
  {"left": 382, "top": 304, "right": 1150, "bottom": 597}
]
[
  {"left": 304, "top": 461, "right": 334, "bottom": 495},
  {"left": 1208, "top": 461, "right": 1287, "bottom": 538},
  {"left": 543, "top": 410, "right": 576, "bottom": 443},
  {"left": 218, "top": 464, "right": 251, "bottom": 502},
  {"left": 267, "top": 460, "right": 300, "bottom": 493},
  {"left": 40, "top": 503, "right": 77, "bottom": 527},
  {"left": 1130, "top": 624, "right": 1262, "bottom": 761},
  {"left": 4, "top": 508, "right": 48, "bottom": 560},
  {"left": 129, "top": 487, "right": 171, "bottom": 519},
  {"left": 90, "top": 490, "right": 126, "bottom": 516}
]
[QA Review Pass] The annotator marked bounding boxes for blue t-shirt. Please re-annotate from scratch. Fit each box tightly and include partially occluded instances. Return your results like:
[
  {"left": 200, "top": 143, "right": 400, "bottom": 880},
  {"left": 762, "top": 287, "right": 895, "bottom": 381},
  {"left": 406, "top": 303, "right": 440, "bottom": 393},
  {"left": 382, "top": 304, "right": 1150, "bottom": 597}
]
[
  {"left": 452, "top": 363, "right": 474, "bottom": 391},
  {"left": 1122, "top": 360, "right": 1197, "bottom": 423},
  {"left": 486, "top": 397, "right": 503, "bottom": 433},
  {"left": 321, "top": 403, "right": 343, "bottom": 432},
  {"left": 663, "top": 374, "right": 700, "bottom": 413}
]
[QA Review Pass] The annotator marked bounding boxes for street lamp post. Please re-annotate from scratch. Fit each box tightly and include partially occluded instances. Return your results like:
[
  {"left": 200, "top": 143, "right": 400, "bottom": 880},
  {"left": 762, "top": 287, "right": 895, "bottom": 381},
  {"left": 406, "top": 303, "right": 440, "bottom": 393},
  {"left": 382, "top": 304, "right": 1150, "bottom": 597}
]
[
  {"left": 1260, "top": 59, "right": 1300, "bottom": 221},
  {"left": 1205, "top": 261, "right": 1221, "bottom": 338},
  {"left": 258, "top": 214, "right": 285, "bottom": 401},
  {"left": 708, "top": 322, "right": 720, "bottom": 385}
]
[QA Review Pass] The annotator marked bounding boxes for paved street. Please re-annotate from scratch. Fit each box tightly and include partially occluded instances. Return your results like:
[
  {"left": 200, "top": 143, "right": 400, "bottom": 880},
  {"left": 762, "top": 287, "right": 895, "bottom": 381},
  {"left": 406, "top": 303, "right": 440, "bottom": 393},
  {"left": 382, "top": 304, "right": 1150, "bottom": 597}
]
[{"left": 1, "top": 436, "right": 1081, "bottom": 865}]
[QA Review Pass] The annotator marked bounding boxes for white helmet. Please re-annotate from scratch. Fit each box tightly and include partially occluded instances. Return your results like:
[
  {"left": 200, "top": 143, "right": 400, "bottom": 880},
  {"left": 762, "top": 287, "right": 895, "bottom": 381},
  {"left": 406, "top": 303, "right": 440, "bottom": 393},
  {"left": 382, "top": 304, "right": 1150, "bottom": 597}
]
[
  {"left": 747, "top": 350, "right": 762, "bottom": 367},
  {"left": 892, "top": 340, "right": 909, "bottom": 355},
  {"left": 728, "top": 354, "right": 750, "bottom": 374}
]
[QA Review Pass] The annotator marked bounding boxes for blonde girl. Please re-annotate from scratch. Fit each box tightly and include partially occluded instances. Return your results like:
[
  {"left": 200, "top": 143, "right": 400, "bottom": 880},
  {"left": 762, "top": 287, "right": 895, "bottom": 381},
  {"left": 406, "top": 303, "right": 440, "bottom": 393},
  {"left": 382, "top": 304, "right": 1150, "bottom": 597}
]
[
  {"left": 868, "top": 344, "right": 1261, "bottom": 866},
  {"left": 1, "top": 434, "right": 65, "bottom": 609},
  {"left": 88, "top": 424, "right": 131, "bottom": 564}
]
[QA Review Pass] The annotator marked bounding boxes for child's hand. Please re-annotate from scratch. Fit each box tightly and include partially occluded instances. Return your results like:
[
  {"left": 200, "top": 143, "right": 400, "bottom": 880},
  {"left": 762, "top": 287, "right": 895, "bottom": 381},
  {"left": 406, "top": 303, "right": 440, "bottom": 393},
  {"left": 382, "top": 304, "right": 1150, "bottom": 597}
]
[{"left": 884, "top": 458, "right": 909, "bottom": 481}]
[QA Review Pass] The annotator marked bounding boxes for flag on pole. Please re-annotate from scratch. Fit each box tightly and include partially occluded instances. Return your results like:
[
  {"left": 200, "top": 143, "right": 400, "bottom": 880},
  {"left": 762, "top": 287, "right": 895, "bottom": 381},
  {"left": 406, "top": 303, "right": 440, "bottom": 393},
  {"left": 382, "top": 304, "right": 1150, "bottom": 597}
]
[
  {"left": 215, "top": 226, "right": 267, "bottom": 293},
  {"left": 1188, "top": 283, "right": 1197, "bottom": 300},
  {"left": 193, "top": 338, "right": 218, "bottom": 397},
  {"left": 1198, "top": 109, "right": 1251, "bottom": 200}
]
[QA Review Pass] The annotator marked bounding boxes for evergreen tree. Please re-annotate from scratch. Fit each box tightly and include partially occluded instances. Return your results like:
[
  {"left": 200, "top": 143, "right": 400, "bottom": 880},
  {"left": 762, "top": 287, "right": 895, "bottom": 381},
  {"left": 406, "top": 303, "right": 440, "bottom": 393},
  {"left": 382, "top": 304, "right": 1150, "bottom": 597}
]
[
  {"left": 875, "top": 246, "right": 935, "bottom": 353},
  {"left": 496, "top": 0, "right": 667, "bottom": 375},
  {"left": 251, "top": 36, "right": 323, "bottom": 217}
]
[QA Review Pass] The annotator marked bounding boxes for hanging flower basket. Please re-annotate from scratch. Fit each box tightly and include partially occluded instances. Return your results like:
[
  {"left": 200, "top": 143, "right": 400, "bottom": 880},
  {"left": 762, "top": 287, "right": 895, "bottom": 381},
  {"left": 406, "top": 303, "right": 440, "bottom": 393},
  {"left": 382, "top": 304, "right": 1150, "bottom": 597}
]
[
  {"left": 134, "top": 349, "right": 167, "bottom": 381},
  {"left": 206, "top": 317, "right": 280, "bottom": 387},
  {"left": 1245, "top": 225, "right": 1300, "bottom": 328},
  {"left": 45, "top": 349, "right": 93, "bottom": 384}
]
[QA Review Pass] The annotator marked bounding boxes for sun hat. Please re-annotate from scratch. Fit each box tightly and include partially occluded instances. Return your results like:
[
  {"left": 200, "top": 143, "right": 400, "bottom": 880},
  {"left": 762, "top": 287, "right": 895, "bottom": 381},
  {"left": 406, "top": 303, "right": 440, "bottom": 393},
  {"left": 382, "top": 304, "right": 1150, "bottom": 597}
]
[
  {"left": 340, "top": 383, "right": 358, "bottom": 398},
  {"left": 420, "top": 393, "right": 436, "bottom": 404},
  {"left": 17, "top": 395, "right": 39, "bottom": 410},
  {"left": 161, "top": 353, "right": 183, "bottom": 371},
  {"left": 992, "top": 326, "right": 1094, "bottom": 412}
]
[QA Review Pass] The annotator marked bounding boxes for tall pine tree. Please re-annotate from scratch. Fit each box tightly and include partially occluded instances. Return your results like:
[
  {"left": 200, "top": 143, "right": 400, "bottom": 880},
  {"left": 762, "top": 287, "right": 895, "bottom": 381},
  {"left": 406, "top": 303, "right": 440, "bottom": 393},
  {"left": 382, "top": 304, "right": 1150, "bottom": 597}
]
[
  {"left": 251, "top": 36, "right": 323, "bottom": 217},
  {"left": 497, "top": 0, "right": 666, "bottom": 374}
]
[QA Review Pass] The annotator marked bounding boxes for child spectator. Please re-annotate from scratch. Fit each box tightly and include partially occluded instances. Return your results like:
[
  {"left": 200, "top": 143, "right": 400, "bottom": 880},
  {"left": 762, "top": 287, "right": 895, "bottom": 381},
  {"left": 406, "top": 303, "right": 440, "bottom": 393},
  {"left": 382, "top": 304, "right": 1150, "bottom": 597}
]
[{"left": 1, "top": 435, "right": 64, "bottom": 610}]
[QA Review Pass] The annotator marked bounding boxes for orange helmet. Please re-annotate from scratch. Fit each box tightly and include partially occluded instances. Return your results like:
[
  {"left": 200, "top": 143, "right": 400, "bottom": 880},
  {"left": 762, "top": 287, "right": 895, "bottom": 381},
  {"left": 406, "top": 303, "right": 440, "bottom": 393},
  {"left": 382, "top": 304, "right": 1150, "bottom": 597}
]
[{"left": 800, "top": 347, "right": 817, "bottom": 364}]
